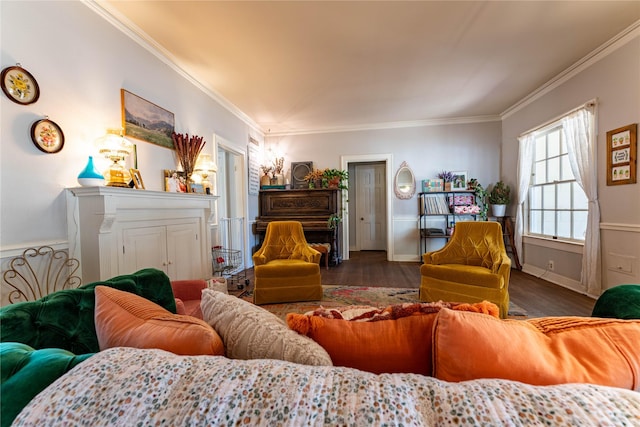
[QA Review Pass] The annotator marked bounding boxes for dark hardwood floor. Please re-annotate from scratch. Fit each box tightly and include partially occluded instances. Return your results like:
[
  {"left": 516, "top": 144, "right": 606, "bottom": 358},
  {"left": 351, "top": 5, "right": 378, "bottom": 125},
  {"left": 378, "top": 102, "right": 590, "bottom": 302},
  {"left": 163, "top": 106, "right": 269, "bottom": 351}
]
[{"left": 242, "top": 251, "right": 596, "bottom": 318}]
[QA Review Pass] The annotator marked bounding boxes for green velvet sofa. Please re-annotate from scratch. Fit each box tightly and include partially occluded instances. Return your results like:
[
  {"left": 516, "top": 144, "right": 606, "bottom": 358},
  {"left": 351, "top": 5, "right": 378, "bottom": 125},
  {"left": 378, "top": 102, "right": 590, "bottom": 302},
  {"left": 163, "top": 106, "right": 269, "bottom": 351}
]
[{"left": 0, "top": 268, "right": 177, "bottom": 427}]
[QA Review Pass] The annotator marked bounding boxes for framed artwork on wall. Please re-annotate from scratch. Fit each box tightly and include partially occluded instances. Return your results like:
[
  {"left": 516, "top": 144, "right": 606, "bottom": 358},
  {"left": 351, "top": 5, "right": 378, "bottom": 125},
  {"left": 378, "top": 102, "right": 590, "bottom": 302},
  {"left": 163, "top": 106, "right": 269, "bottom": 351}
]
[
  {"left": 30, "top": 117, "right": 64, "bottom": 154},
  {"left": 121, "top": 89, "right": 175, "bottom": 149},
  {"left": 1, "top": 64, "right": 40, "bottom": 105},
  {"left": 606, "top": 123, "right": 637, "bottom": 186}
]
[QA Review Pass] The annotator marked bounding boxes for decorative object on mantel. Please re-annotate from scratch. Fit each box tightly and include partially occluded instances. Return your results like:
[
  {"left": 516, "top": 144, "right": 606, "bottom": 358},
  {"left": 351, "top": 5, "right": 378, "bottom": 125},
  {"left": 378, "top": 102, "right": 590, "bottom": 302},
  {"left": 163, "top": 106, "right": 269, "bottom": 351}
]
[
  {"left": 489, "top": 181, "right": 511, "bottom": 217},
  {"left": 171, "top": 132, "right": 206, "bottom": 192},
  {"left": 606, "top": 123, "right": 637, "bottom": 186},
  {"left": 437, "top": 171, "right": 455, "bottom": 191},
  {"left": 30, "top": 117, "right": 64, "bottom": 154},
  {"left": 163, "top": 169, "right": 189, "bottom": 193},
  {"left": 77, "top": 156, "right": 104, "bottom": 186},
  {"left": 194, "top": 154, "right": 216, "bottom": 195},
  {"left": 121, "top": 89, "right": 175, "bottom": 149},
  {"left": 130, "top": 168, "right": 145, "bottom": 189},
  {"left": 97, "top": 129, "right": 134, "bottom": 187},
  {"left": 1, "top": 64, "right": 40, "bottom": 105}
]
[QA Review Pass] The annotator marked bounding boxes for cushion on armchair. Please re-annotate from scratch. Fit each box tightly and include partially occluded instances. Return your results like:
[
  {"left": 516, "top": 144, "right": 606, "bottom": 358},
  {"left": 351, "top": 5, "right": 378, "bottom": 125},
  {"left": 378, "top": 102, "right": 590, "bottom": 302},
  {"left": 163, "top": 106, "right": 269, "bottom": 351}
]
[{"left": 0, "top": 268, "right": 177, "bottom": 354}]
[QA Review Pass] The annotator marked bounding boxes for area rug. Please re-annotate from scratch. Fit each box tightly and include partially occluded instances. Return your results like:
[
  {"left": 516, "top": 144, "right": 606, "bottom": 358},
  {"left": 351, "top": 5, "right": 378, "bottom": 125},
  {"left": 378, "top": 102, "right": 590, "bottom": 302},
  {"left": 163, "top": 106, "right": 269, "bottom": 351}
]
[{"left": 240, "top": 285, "right": 527, "bottom": 320}]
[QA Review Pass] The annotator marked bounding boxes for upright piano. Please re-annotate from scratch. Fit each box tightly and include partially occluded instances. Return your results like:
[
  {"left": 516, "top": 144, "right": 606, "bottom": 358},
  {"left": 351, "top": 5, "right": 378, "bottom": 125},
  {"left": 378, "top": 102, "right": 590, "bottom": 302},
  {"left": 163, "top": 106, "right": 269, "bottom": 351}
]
[{"left": 254, "top": 188, "right": 341, "bottom": 265}]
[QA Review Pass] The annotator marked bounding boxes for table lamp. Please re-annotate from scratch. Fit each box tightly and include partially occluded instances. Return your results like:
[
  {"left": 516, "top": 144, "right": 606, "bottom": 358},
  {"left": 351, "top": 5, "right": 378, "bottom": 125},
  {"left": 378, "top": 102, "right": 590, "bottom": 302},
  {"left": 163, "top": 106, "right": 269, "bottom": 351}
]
[
  {"left": 195, "top": 154, "right": 217, "bottom": 194},
  {"left": 97, "top": 129, "right": 133, "bottom": 187}
]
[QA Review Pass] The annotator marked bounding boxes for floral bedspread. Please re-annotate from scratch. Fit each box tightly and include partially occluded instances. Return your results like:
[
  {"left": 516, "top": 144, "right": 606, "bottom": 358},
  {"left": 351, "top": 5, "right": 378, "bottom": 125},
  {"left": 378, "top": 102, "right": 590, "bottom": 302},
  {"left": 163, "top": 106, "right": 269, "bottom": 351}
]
[{"left": 14, "top": 347, "right": 640, "bottom": 426}]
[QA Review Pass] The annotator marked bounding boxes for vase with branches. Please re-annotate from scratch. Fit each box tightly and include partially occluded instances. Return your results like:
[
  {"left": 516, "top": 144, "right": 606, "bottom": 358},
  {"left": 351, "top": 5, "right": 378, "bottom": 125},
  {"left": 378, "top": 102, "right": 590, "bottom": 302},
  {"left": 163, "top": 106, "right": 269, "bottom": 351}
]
[{"left": 172, "top": 132, "right": 206, "bottom": 192}]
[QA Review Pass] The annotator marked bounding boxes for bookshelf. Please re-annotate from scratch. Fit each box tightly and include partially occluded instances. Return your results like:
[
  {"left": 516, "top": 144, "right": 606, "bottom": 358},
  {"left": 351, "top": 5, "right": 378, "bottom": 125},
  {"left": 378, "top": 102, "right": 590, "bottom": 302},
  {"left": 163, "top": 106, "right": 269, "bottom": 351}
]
[{"left": 418, "top": 190, "right": 478, "bottom": 256}]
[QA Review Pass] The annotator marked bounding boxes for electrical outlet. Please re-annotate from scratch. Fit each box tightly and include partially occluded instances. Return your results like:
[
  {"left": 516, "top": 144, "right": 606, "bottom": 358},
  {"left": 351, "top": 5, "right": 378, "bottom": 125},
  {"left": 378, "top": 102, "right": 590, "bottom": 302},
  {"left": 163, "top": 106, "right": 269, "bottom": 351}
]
[{"left": 547, "top": 260, "right": 554, "bottom": 271}]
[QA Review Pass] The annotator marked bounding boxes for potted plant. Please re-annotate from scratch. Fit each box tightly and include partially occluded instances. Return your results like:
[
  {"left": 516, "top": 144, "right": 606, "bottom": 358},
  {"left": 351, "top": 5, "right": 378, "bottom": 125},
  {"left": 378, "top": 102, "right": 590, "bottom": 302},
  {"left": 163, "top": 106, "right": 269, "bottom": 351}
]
[
  {"left": 488, "top": 181, "right": 510, "bottom": 217},
  {"left": 437, "top": 170, "right": 455, "bottom": 191},
  {"left": 304, "top": 169, "right": 325, "bottom": 188},
  {"left": 323, "top": 168, "right": 349, "bottom": 189},
  {"left": 468, "top": 178, "right": 488, "bottom": 220}
]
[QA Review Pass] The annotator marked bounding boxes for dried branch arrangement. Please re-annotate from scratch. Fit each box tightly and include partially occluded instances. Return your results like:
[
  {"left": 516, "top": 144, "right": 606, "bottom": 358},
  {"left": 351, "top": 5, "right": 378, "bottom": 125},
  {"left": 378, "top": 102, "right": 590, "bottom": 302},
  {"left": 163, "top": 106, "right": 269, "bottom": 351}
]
[{"left": 172, "top": 132, "right": 206, "bottom": 186}]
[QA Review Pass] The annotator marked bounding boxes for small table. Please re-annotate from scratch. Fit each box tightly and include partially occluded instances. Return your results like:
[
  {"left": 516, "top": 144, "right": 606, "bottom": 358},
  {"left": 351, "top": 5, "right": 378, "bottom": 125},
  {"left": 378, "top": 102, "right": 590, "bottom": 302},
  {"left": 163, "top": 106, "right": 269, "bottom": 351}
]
[{"left": 309, "top": 243, "right": 331, "bottom": 270}]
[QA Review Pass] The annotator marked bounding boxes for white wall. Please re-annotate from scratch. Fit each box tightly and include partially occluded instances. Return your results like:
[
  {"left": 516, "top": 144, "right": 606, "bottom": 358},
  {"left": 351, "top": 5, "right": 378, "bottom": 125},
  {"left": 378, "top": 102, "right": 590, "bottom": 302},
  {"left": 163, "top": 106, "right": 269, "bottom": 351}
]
[
  {"left": 267, "top": 120, "right": 502, "bottom": 261},
  {"left": 1, "top": 2, "right": 258, "bottom": 263},
  {"left": 501, "top": 35, "right": 640, "bottom": 296}
]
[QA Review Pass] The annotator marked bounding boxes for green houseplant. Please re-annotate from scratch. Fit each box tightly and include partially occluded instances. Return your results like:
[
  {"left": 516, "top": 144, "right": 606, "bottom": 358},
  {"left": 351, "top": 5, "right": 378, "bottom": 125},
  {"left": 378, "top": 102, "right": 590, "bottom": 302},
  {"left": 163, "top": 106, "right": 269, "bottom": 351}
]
[
  {"left": 488, "top": 181, "right": 510, "bottom": 217},
  {"left": 468, "top": 178, "right": 488, "bottom": 221},
  {"left": 323, "top": 168, "right": 349, "bottom": 190}
]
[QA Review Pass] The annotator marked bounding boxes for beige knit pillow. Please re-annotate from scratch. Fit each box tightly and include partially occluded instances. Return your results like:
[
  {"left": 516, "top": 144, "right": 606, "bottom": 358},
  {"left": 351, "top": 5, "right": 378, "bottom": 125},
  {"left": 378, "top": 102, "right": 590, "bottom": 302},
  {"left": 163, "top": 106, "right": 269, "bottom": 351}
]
[{"left": 200, "top": 289, "right": 332, "bottom": 366}]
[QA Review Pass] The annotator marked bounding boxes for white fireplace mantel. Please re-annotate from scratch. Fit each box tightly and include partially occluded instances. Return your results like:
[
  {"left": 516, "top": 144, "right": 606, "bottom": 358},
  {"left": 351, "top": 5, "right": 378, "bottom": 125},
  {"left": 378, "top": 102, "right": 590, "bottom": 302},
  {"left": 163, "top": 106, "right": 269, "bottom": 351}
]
[{"left": 66, "top": 186, "right": 219, "bottom": 284}]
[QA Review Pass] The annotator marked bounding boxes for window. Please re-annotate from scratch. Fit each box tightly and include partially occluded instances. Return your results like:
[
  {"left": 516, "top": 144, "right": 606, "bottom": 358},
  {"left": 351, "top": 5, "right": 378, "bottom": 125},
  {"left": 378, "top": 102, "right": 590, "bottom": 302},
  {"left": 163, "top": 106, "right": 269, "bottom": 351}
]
[{"left": 528, "top": 125, "right": 588, "bottom": 241}]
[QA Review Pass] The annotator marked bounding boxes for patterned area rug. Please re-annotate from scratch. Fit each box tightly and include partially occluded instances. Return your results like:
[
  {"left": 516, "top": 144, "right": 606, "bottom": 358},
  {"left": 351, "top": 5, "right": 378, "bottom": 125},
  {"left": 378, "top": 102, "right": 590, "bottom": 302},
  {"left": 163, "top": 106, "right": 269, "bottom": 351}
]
[{"left": 240, "top": 286, "right": 527, "bottom": 320}]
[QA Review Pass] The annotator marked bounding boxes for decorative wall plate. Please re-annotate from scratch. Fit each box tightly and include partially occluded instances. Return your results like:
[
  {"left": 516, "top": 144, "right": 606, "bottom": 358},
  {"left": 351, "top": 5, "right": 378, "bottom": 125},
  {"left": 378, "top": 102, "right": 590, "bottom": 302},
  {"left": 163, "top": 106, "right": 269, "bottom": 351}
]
[
  {"left": 30, "top": 118, "right": 64, "bottom": 154},
  {"left": 1, "top": 65, "right": 40, "bottom": 105}
]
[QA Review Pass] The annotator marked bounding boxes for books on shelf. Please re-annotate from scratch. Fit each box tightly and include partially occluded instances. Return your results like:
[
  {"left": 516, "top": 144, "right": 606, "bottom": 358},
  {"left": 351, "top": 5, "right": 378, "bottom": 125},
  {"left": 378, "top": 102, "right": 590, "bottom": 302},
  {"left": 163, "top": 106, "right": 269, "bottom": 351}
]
[{"left": 421, "top": 194, "right": 450, "bottom": 215}]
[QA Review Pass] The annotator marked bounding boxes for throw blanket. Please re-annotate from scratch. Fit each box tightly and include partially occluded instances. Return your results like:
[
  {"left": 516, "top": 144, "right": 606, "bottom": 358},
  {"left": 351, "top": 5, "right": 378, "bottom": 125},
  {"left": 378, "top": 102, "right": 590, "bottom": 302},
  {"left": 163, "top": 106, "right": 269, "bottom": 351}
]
[{"left": 14, "top": 347, "right": 640, "bottom": 426}]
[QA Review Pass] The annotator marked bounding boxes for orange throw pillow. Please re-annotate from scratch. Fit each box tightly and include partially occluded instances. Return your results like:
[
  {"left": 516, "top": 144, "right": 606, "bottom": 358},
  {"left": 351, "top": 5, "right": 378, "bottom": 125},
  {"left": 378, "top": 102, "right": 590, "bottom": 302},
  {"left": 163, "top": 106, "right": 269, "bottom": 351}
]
[
  {"left": 287, "top": 301, "right": 499, "bottom": 375},
  {"left": 94, "top": 286, "right": 224, "bottom": 356},
  {"left": 433, "top": 308, "right": 640, "bottom": 390}
]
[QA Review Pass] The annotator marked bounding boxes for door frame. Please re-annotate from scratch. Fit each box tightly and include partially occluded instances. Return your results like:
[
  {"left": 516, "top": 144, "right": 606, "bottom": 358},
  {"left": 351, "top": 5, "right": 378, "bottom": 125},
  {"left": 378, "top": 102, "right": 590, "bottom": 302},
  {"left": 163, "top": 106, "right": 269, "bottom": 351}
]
[
  {"left": 341, "top": 154, "right": 393, "bottom": 261},
  {"left": 214, "top": 134, "right": 250, "bottom": 269}
]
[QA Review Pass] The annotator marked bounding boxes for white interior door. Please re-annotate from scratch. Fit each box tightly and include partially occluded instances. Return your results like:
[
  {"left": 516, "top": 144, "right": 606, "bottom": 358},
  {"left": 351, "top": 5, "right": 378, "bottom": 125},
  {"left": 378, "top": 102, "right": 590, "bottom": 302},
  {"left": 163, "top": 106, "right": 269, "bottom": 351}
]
[{"left": 355, "top": 163, "right": 386, "bottom": 250}]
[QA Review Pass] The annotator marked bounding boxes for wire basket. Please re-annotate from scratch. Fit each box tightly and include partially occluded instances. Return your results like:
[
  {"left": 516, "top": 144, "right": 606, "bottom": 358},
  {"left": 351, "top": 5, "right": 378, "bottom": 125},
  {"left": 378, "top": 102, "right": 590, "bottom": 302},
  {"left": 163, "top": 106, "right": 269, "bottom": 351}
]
[{"left": 212, "top": 246, "right": 242, "bottom": 274}]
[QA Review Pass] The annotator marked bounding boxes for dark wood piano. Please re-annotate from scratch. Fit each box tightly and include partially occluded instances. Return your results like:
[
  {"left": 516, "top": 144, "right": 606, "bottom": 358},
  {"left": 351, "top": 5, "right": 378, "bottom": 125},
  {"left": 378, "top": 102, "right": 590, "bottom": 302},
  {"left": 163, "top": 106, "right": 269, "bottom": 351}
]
[{"left": 254, "top": 188, "right": 342, "bottom": 266}]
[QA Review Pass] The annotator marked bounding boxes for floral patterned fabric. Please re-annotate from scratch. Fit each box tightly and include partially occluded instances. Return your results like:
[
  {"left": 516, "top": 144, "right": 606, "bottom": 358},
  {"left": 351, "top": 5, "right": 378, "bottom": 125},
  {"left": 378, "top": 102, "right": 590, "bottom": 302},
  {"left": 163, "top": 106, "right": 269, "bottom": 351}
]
[{"left": 14, "top": 347, "right": 640, "bottom": 426}]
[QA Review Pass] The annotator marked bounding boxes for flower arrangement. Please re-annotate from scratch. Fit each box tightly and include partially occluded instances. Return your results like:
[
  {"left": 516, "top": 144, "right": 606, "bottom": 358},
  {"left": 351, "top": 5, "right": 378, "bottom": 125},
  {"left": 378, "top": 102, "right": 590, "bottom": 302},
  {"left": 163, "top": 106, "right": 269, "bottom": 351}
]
[
  {"left": 437, "top": 170, "right": 455, "bottom": 182},
  {"left": 304, "top": 168, "right": 326, "bottom": 182},
  {"left": 488, "top": 181, "right": 511, "bottom": 205}
]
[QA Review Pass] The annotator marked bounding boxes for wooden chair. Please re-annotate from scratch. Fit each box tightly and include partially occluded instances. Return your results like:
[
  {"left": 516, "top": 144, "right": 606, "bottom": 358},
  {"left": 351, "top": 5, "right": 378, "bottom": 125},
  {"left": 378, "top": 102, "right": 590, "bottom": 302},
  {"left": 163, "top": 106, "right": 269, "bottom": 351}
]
[{"left": 2, "top": 246, "right": 81, "bottom": 304}]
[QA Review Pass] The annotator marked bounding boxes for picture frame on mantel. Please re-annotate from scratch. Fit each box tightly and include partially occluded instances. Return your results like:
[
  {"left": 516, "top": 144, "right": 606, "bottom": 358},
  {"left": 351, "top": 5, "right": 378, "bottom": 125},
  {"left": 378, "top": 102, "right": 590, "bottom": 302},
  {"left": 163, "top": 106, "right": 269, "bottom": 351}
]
[
  {"left": 606, "top": 123, "right": 637, "bottom": 186},
  {"left": 121, "top": 89, "right": 175, "bottom": 149}
]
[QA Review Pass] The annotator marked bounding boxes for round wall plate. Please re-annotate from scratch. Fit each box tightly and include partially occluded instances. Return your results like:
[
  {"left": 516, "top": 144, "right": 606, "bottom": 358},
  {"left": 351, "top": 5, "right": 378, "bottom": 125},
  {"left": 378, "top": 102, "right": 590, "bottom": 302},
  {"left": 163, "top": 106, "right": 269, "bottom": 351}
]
[
  {"left": 1, "top": 65, "right": 40, "bottom": 105},
  {"left": 30, "top": 118, "right": 64, "bottom": 154}
]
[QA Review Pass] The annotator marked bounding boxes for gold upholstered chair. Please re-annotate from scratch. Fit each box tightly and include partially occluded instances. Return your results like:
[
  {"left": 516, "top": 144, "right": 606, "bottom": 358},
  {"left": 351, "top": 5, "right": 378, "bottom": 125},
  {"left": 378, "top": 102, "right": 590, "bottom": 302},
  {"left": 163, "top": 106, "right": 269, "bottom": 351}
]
[
  {"left": 252, "top": 221, "right": 323, "bottom": 305},
  {"left": 420, "top": 221, "right": 511, "bottom": 318}
]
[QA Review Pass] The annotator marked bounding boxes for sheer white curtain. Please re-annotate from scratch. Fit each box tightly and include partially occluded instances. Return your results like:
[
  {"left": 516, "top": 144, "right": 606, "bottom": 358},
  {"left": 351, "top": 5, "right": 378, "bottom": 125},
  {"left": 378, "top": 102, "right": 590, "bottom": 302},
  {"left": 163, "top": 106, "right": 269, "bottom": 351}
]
[
  {"left": 562, "top": 106, "right": 599, "bottom": 295},
  {"left": 515, "top": 133, "right": 535, "bottom": 261}
]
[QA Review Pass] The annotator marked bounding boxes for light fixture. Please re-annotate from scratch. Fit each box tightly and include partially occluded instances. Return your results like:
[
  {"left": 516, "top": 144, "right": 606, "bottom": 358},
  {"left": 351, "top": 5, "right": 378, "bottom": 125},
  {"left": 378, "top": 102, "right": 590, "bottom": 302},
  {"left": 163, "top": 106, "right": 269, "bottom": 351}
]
[
  {"left": 194, "top": 154, "right": 217, "bottom": 194},
  {"left": 96, "top": 129, "right": 133, "bottom": 187}
]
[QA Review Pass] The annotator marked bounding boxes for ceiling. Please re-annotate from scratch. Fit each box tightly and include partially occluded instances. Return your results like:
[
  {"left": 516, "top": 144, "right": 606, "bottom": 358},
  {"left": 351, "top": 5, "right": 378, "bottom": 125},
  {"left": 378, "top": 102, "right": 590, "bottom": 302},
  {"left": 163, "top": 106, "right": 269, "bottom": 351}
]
[{"left": 98, "top": 1, "right": 640, "bottom": 135}]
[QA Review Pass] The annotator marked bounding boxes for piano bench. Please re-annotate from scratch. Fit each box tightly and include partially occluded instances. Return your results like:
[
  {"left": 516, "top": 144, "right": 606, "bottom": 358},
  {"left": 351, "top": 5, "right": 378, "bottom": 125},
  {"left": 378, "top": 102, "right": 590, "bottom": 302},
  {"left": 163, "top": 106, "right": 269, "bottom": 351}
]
[{"left": 309, "top": 243, "right": 331, "bottom": 270}]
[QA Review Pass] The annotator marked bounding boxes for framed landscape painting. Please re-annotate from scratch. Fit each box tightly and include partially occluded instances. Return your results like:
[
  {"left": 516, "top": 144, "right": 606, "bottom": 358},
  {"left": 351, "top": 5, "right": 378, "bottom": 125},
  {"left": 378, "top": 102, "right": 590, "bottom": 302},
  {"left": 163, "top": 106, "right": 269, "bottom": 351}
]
[{"left": 121, "top": 89, "right": 175, "bottom": 149}]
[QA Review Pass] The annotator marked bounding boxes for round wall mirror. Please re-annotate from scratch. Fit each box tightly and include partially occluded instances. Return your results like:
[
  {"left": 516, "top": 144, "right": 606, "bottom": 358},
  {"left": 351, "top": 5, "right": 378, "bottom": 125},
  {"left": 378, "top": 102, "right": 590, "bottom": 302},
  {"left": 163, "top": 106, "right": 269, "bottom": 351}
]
[{"left": 394, "top": 161, "right": 416, "bottom": 200}]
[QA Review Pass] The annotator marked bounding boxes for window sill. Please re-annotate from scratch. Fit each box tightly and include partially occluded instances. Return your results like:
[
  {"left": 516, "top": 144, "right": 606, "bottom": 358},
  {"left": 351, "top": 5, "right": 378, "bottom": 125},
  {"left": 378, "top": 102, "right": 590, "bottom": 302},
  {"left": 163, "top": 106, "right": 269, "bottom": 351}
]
[{"left": 523, "top": 235, "right": 583, "bottom": 254}]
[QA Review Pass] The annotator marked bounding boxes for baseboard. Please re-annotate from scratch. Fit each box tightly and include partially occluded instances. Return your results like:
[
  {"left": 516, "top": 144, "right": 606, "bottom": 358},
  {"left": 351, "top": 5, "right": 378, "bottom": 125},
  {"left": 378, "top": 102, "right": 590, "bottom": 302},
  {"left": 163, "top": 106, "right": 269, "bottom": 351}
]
[{"left": 522, "top": 264, "right": 595, "bottom": 298}]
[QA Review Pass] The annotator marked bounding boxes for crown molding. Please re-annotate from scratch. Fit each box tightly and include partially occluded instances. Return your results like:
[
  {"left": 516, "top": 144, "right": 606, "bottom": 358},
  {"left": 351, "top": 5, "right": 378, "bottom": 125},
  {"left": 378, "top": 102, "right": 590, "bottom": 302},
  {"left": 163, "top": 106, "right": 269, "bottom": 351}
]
[
  {"left": 501, "top": 19, "right": 640, "bottom": 119},
  {"left": 267, "top": 115, "right": 502, "bottom": 137},
  {"left": 85, "top": 0, "right": 262, "bottom": 135}
]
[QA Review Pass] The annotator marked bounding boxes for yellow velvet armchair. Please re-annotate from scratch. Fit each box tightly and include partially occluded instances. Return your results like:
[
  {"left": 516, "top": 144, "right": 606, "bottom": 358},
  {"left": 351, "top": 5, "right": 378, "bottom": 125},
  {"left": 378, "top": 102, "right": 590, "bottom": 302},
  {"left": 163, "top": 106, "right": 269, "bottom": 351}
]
[
  {"left": 252, "top": 221, "right": 323, "bottom": 305},
  {"left": 420, "top": 221, "right": 511, "bottom": 318}
]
